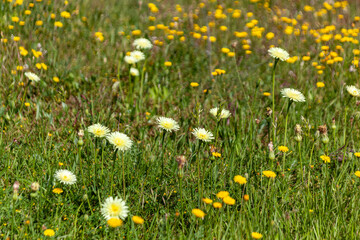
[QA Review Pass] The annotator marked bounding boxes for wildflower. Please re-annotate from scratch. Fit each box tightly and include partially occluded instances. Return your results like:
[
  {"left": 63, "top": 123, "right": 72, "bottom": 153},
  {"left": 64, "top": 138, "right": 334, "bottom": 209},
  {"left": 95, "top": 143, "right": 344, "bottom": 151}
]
[
  {"left": 192, "top": 209, "right": 206, "bottom": 219},
  {"left": 130, "top": 50, "right": 145, "bottom": 62},
  {"left": 53, "top": 77, "right": 60, "bottom": 82},
  {"left": 133, "top": 38, "right": 152, "bottom": 50},
  {"left": 157, "top": 117, "right": 180, "bottom": 132},
  {"left": 25, "top": 72, "right": 40, "bottom": 82},
  {"left": 355, "top": 171, "right": 360, "bottom": 178},
  {"left": 202, "top": 198, "right": 213, "bottom": 204},
  {"left": 320, "top": 155, "right": 330, "bottom": 163},
  {"left": 234, "top": 175, "right": 247, "bottom": 185},
  {"left": 54, "top": 21, "right": 63, "bottom": 28},
  {"left": 268, "top": 47, "right": 290, "bottom": 61},
  {"left": 280, "top": 88, "right": 306, "bottom": 102},
  {"left": 251, "top": 232, "right": 263, "bottom": 239},
  {"left": 212, "top": 152, "right": 221, "bottom": 157},
  {"left": 209, "top": 107, "right": 231, "bottom": 119},
  {"left": 262, "top": 170, "right": 276, "bottom": 178},
  {"left": 107, "top": 132, "right": 133, "bottom": 151},
  {"left": 164, "top": 61, "right": 172, "bottom": 67},
  {"left": 316, "top": 82, "right": 325, "bottom": 88},
  {"left": 175, "top": 155, "right": 187, "bottom": 169},
  {"left": 278, "top": 146, "right": 289, "bottom": 152},
  {"left": 107, "top": 218, "right": 123, "bottom": 228},
  {"left": 52, "top": 188, "right": 63, "bottom": 194},
  {"left": 346, "top": 85, "right": 360, "bottom": 97},
  {"left": 213, "top": 202, "right": 222, "bottom": 208},
  {"left": 44, "top": 229, "right": 55, "bottom": 237},
  {"left": 31, "top": 182, "right": 40, "bottom": 191},
  {"left": 216, "top": 191, "right": 229, "bottom": 199},
  {"left": 190, "top": 82, "right": 199, "bottom": 87},
  {"left": 223, "top": 196, "right": 235, "bottom": 205},
  {"left": 263, "top": 92, "right": 271, "bottom": 96},
  {"left": 124, "top": 55, "right": 137, "bottom": 64},
  {"left": 355, "top": 152, "right": 360, "bottom": 157},
  {"left": 88, "top": 124, "right": 110, "bottom": 138},
  {"left": 130, "top": 68, "right": 139, "bottom": 76},
  {"left": 132, "top": 216, "right": 144, "bottom": 224},
  {"left": 243, "top": 194, "right": 249, "bottom": 201},
  {"left": 54, "top": 170, "right": 77, "bottom": 185},
  {"left": 101, "top": 197, "right": 129, "bottom": 220},
  {"left": 192, "top": 128, "right": 214, "bottom": 142}
]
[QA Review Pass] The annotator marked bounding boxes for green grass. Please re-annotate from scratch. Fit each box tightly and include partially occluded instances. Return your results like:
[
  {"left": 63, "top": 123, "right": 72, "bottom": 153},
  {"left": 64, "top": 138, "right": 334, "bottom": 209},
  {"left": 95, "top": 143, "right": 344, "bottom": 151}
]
[{"left": 1, "top": 0, "right": 360, "bottom": 239}]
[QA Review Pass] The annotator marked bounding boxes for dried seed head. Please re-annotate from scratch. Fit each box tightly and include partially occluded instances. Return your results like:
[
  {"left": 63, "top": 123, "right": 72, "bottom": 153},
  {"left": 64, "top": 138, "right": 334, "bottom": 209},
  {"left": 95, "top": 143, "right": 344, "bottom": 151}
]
[
  {"left": 268, "top": 141, "right": 273, "bottom": 152},
  {"left": 13, "top": 181, "right": 20, "bottom": 192},
  {"left": 318, "top": 124, "right": 327, "bottom": 135},
  {"left": 176, "top": 155, "right": 187, "bottom": 169},
  {"left": 78, "top": 129, "right": 84, "bottom": 137},
  {"left": 31, "top": 182, "right": 40, "bottom": 191},
  {"left": 266, "top": 107, "right": 272, "bottom": 116},
  {"left": 294, "top": 124, "right": 302, "bottom": 134}
]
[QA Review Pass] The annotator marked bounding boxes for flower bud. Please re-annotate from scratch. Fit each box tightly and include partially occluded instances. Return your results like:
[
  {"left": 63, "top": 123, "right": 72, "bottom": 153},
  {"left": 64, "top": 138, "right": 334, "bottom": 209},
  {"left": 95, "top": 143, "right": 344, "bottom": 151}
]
[
  {"left": 84, "top": 214, "right": 89, "bottom": 221},
  {"left": 321, "top": 135, "right": 329, "bottom": 144},
  {"left": 78, "top": 138, "right": 84, "bottom": 146},
  {"left": 294, "top": 134, "right": 302, "bottom": 142},
  {"left": 83, "top": 194, "right": 88, "bottom": 201},
  {"left": 269, "top": 151, "right": 275, "bottom": 160}
]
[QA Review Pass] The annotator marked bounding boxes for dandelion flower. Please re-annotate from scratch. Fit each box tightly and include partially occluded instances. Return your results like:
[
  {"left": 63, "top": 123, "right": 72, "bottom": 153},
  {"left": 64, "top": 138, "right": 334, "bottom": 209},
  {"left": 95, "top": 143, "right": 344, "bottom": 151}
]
[
  {"left": 251, "top": 232, "right": 263, "bottom": 239},
  {"left": 192, "top": 209, "right": 206, "bottom": 219},
  {"left": 88, "top": 123, "right": 110, "bottom": 138},
  {"left": 157, "top": 117, "right": 180, "bottom": 132},
  {"left": 107, "top": 132, "right": 133, "bottom": 151},
  {"left": 130, "top": 50, "right": 145, "bottom": 62},
  {"left": 355, "top": 152, "right": 360, "bottom": 158},
  {"left": 262, "top": 170, "right": 276, "bottom": 178},
  {"left": 213, "top": 202, "right": 223, "bottom": 209},
  {"left": 130, "top": 67, "right": 139, "bottom": 76},
  {"left": 320, "top": 155, "right": 330, "bottom": 163},
  {"left": 124, "top": 55, "right": 137, "bottom": 64},
  {"left": 234, "top": 175, "right": 247, "bottom": 185},
  {"left": 280, "top": 88, "right": 306, "bottom": 102},
  {"left": 346, "top": 85, "right": 360, "bottom": 97},
  {"left": 132, "top": 216, "right": 144, "bottom": 224},
  {"left": 44, "top": 229, "right": 55, "bottom": 237},
  {"left": 355, "top": 171, "right": 360, "bottom": 178},
  {"left": 25, "top": 72, "right": 40, "bottom": 82},
  {"left": 107, "top": 218, "right": 123, "bottom": 228},
  {"left": 101, "top": 196, "right": 129, "bottom": 220},
  {"left": 216, "top": 191, "right": 229, "bottom": 199},
  {"left": 54, "top": 170, "right": 77, "bottom": 185},
  {"left": 133, "top": 38, "right": 152, "bottom": 50},
  {"left": 243, "top": 194, "right": 250, "bottom": 201},
  {"left": 202, "top": 198, "right": 213, "bottom": 204},
  {"left": 52, "top": 188, "right": 63, "bottom": 194},
  {"left": 278, "top": 146, "right": 289, "bottom": 152},
  {"left": 209, "top": 107, "right": 231, "bottom": 119},
  {"left": 268, "top": 47, "right": 290, "bottom": 61},
  {"left": 223, "top": 196, "right": 236, "bottom": 205},
  {"left": 192, "top": 128, "right": 214, "bottom": 142}
]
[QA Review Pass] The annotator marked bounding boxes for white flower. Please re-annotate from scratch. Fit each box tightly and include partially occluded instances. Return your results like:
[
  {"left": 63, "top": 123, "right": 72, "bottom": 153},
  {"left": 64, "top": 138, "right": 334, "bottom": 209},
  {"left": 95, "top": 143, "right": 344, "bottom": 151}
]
[
  {"left": 133, "top": 38, "right": 152, "bottom": 50},
  {"left": 25, "top": 72, "right": 40, "bottom": 82},
  {"left": 54, "top": 170, "right": 77, "bottom": 185},
  {"left": 268, "top": 47, "right": 290, "bottom": 61},
  {"left": 130, "top": 50, "right": 145, "bottom": 62},
  {"left": 346, "top": 85, "right": 360, "bottom": 97},
  {"left": 130, "top": 67, "right": 139, "bottom": 76},
  {"left": 88, "top": 124, "right": 110, "bottom": 138},
  {"left": 101, "top": 196, "right": 129, "bottom": 220},
  {"left": 280, "top": 88, "right": 306, "bottom": 102},
  {"left": 124, "top": 55, "right": 136, "bottom": 64},
  {"left": 192, "top": 128, "right": 214, "bottom": 142},
  {"left": 157, "top": 117, "right": 180, "bottom": 132},
  {"left": 107, "top": 132, "right": 133, "bottom": 151},
  {"left": 209, "top": 108, "right": 231, "bottom": 119}
]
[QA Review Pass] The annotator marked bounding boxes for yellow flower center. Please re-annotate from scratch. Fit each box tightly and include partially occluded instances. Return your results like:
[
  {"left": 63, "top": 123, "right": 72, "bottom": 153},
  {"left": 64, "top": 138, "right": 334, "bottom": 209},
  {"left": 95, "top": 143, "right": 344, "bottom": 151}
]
[{"left": 114, "top": 138, "right": 125, "bottom": 147}]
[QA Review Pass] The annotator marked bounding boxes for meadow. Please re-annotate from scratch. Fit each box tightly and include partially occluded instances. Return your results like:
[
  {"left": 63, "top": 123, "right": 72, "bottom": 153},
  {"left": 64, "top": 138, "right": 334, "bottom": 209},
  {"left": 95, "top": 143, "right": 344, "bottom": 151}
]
[{"left": 1, "top": 0, "right": 360, "bottom": 239}]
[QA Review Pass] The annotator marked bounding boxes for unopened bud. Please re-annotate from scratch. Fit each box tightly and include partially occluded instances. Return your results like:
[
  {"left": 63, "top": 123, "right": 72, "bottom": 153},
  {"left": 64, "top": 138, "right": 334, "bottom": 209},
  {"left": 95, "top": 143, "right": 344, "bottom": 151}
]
[
  {"left": 294, "top": 134, "right": 302, "bottom": 142},
  {"left": 83, "top": 194, "right": 88, "bottom": 201},
  {"left": 78, "top": 138, "right": 84, "bottom": 146},
  {"left": 84, "top": 214, "right": 89, "bottom": 221},
  {"left": 269, "top": 151, "right": 275, "bottom": 160},
  {"left": 13, "top": 181, "right": 20, "bottom": 193},
  {"left": 176, "top": 155, "right": 187, "bottom": 169},
  {"left": 321, "top": 135, "right": 329, "bottom": 144}
]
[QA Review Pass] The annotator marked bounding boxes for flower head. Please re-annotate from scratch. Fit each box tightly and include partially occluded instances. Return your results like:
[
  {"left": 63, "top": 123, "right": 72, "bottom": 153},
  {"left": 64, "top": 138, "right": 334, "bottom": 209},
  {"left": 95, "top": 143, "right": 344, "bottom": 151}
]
[
  {"left": 133, "top": 38, "right": 152, "bottom": 50},
  {"left": 223, "top": 196, "right": 236, "bottom": 205},
  {"left": 192, "top": 128, "right": 214, "bottom": 142},
  {"left": 320, "top": 155, "right": 330, "bottom": 163},
  {"left": 101, "top": 196, "right": 129, "bottom": 220},
  {"left": 88, "top": 124, "right": 110, "bottom": 138},
  {"left": 54, "top": 170, "right": 77, "bottom": 185},
  {"left": 251, "top": 232, "right": 263, "bottom": 239},
  {"left": 202, "top": 198, "right": 213, "bottom": 204},
  {"left": 268, "top": 47, "right": 290, "bottom": 61},
  {"left": 107, "top": 218, "right": 123, "bottom": 228},
  {"left": 213, "top": 202, "right": 223, "bottom": 209},
  {"left": 192, "top": 209, "right": 206, "bottom": 219},
  {"left": 107, "top": 132, "right": 133, "bottom": 151},
  {"left": 278, "top": 146, "right": 289, "bottom": 153},
  {"left": 124, "top": 55, "right": 137, "bottom": 64},
  {"left": 209, "top": 107, "right": 231, "bottom": 119},
  {"left": 25, "top": 72, "right": 40, "bottom": 82},
  {"left": 262, "top": 170, "right": 276, "bottom": 178},
  {"left": 52, "top": 188, "right": 63, "bottom": 194},
  {"left": 130, "top": 67, "right": 139, "bottom": 76},
  {"left": 280, "top": 88, "right": 306, "bottom": 102},
  {"left": 44, "top": 229, "right": 55, "bottom": 237},
  {"left": 216, "top": 191, "right": 229, "bottom": 199},
  {"left": 130, "top": 50, "right": 145, "bottom": 62},
  {"left": 234, "top": 175, "right": 247, "bottom": 185},
  {"left": 346, "top": 85, "right": 360, "bottom": 97},
  {"left": 157, "top": 117, "right": 180, "bottom": 132},
  {"left": 132, "top": 216, "right": 144, "bottom": 224},
  {"left": 355, "top": 171, "right": 360, "bottom": 178}
]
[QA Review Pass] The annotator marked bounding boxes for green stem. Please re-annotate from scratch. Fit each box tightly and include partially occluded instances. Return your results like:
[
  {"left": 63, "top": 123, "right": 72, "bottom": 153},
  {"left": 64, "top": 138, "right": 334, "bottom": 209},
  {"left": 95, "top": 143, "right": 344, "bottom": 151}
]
[
  {"left": 298, "top": 141, "right": 303, "bottom": 183},
  {"left": 271, "top": 59, "right": 279, "bottom": 144},
  {"left": 122, "top": 152, "right": 126, "bottom": 199},
  {"left": 110, "top": 150, "right": 117, "bottom": 196},
  {"left": 282, "top": 101, "right": 292, "bottom": 175},
  {"left": 197, "top": 141, "right": 203, "bottom": 206},
  {"left": 19, "top": 82, "right": 29, "bottom": 116}
]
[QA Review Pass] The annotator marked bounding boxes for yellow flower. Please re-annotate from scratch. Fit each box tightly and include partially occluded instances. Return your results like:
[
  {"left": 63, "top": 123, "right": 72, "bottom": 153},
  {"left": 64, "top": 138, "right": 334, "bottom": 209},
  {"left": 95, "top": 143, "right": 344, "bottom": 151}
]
[
  {"left": 265, "top": 32, "right": 274, "bottom": 40},
  {"left": 132, "top": 216, "right": 144, "bottom": 225},
  {"left": 132, "top": 30, "right": 142, "bottom": 36},
  {"left": 54, "top": 21, "right": 63, "bottom": 28},
  {"left": 223, "top": 196, "right": 235, "bottom": 205},
  {"left": 212, "top": 152, "right": 221, "bottom": 157},
  {"left": 164, "top": 61, "right": 172, "bottom": 67},
  {"left": 263, "top": 92, "right": 271, "bottom": 96},
  {"left": 192, "top": 209, "right": 206, "bottom": 219},
  {"left": 52, "top": 188, "right": 63, "bottom": 194},
  {"left": 25, "top": 102, "right": 30, "bottom": 107},
  {"left": 262, "top": 170, "right": 276, "bottom": 178},
  {"left": 320, "top": 155, "right": 330, "bottom": 163},
  {"left": 278, "top": 146, "right": 289, "bottom": 152},
  {"left": 44, "top": 229, "right": 55, "bottom": 237},
  {"left": 355, "top": 171, "right": 360, "bottom": 178},
  {"left": 190, "top": 82, "right": 199, "bottom": 87},
  {"left": 316, "top": 82, "right": 325, "bottom": 88},
  {"left": 212, "top": 202, "right": 222, "bottom": 209},
  {"left": 243, "top": 194, "right": 249, "bottom": 201},
  {"left": 13, "top": 36, "right": 20, "bottom": 42},
  {"left": 354, "top": 152, "right": 360, "bottom": 157},
  {"left": 202, "top": 198, "right": 213, "bottom": 204},
  {"left": 107, "top": 218, "right": 123, "bottom": 228},
  {"left": 251, "top": 232, "right": 263, "bottom": 239},
  {"left": 53, "top": 77, "right": 60, "bottom": 83},
  {"left": 216, "top": 191, "right": 229, "bottom": 199},
  {"left": 234, "top": 175, "right": 247, "bottom": 185}
]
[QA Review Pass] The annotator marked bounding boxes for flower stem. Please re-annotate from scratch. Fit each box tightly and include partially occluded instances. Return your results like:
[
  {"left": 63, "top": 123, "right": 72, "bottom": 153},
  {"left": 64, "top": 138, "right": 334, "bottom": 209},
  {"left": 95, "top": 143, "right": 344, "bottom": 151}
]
[
  {"left": 271, "top": 59, "right": 279, "bottom": 144},
  {"left": 282, "top": 101, "right": 292, "bottom": 175},
  {"left": 110, "top": 150, "right": 117, "bottom": 196}
]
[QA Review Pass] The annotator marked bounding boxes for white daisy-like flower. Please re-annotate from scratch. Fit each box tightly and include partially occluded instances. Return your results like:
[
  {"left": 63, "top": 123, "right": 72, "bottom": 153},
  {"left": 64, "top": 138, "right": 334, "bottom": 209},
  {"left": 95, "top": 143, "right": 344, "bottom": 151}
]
[
  {"left": 133, "top": 38, "right": 152, "bottom": 50},
  {"left": 209, "top": 107, "right": 231, "bottom": 119},
  {"left": 130, "top": 67, "right": 139, "bottom": 77},
  {"left": 280, "top": 88, "right": 306, "bottom": 102},
  {"left": 124, "top": 55, "right": 137, "bottom": 64},
  {"left": 192, "top": 128, "right": 214, "bottom": 142},
  {"left": 88, "top": 124, "right": 110, "bottom": 138},
  {"left": 157, "top": 117, "right": 180, "bottom": 132},
  {"left": 25, "top": 72, "right": 40, "bottom": 82},
  {"left": 130, "top": 50, "right": 145, "bottom": 62},
  {"left": 346, "top": 85, "right": 360, "bottom": 97},
  {"left": 54, "top": 169, "right": 77, "bottom": 185},
  {"left": 268, "top": 47, "right": 290, "bottom": 61},
  {"left": 101, "top": 196, "right": 129, "bottom": 220},
  {"left": 107, "top": 132, "right": 133, "bottom": 151}
]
